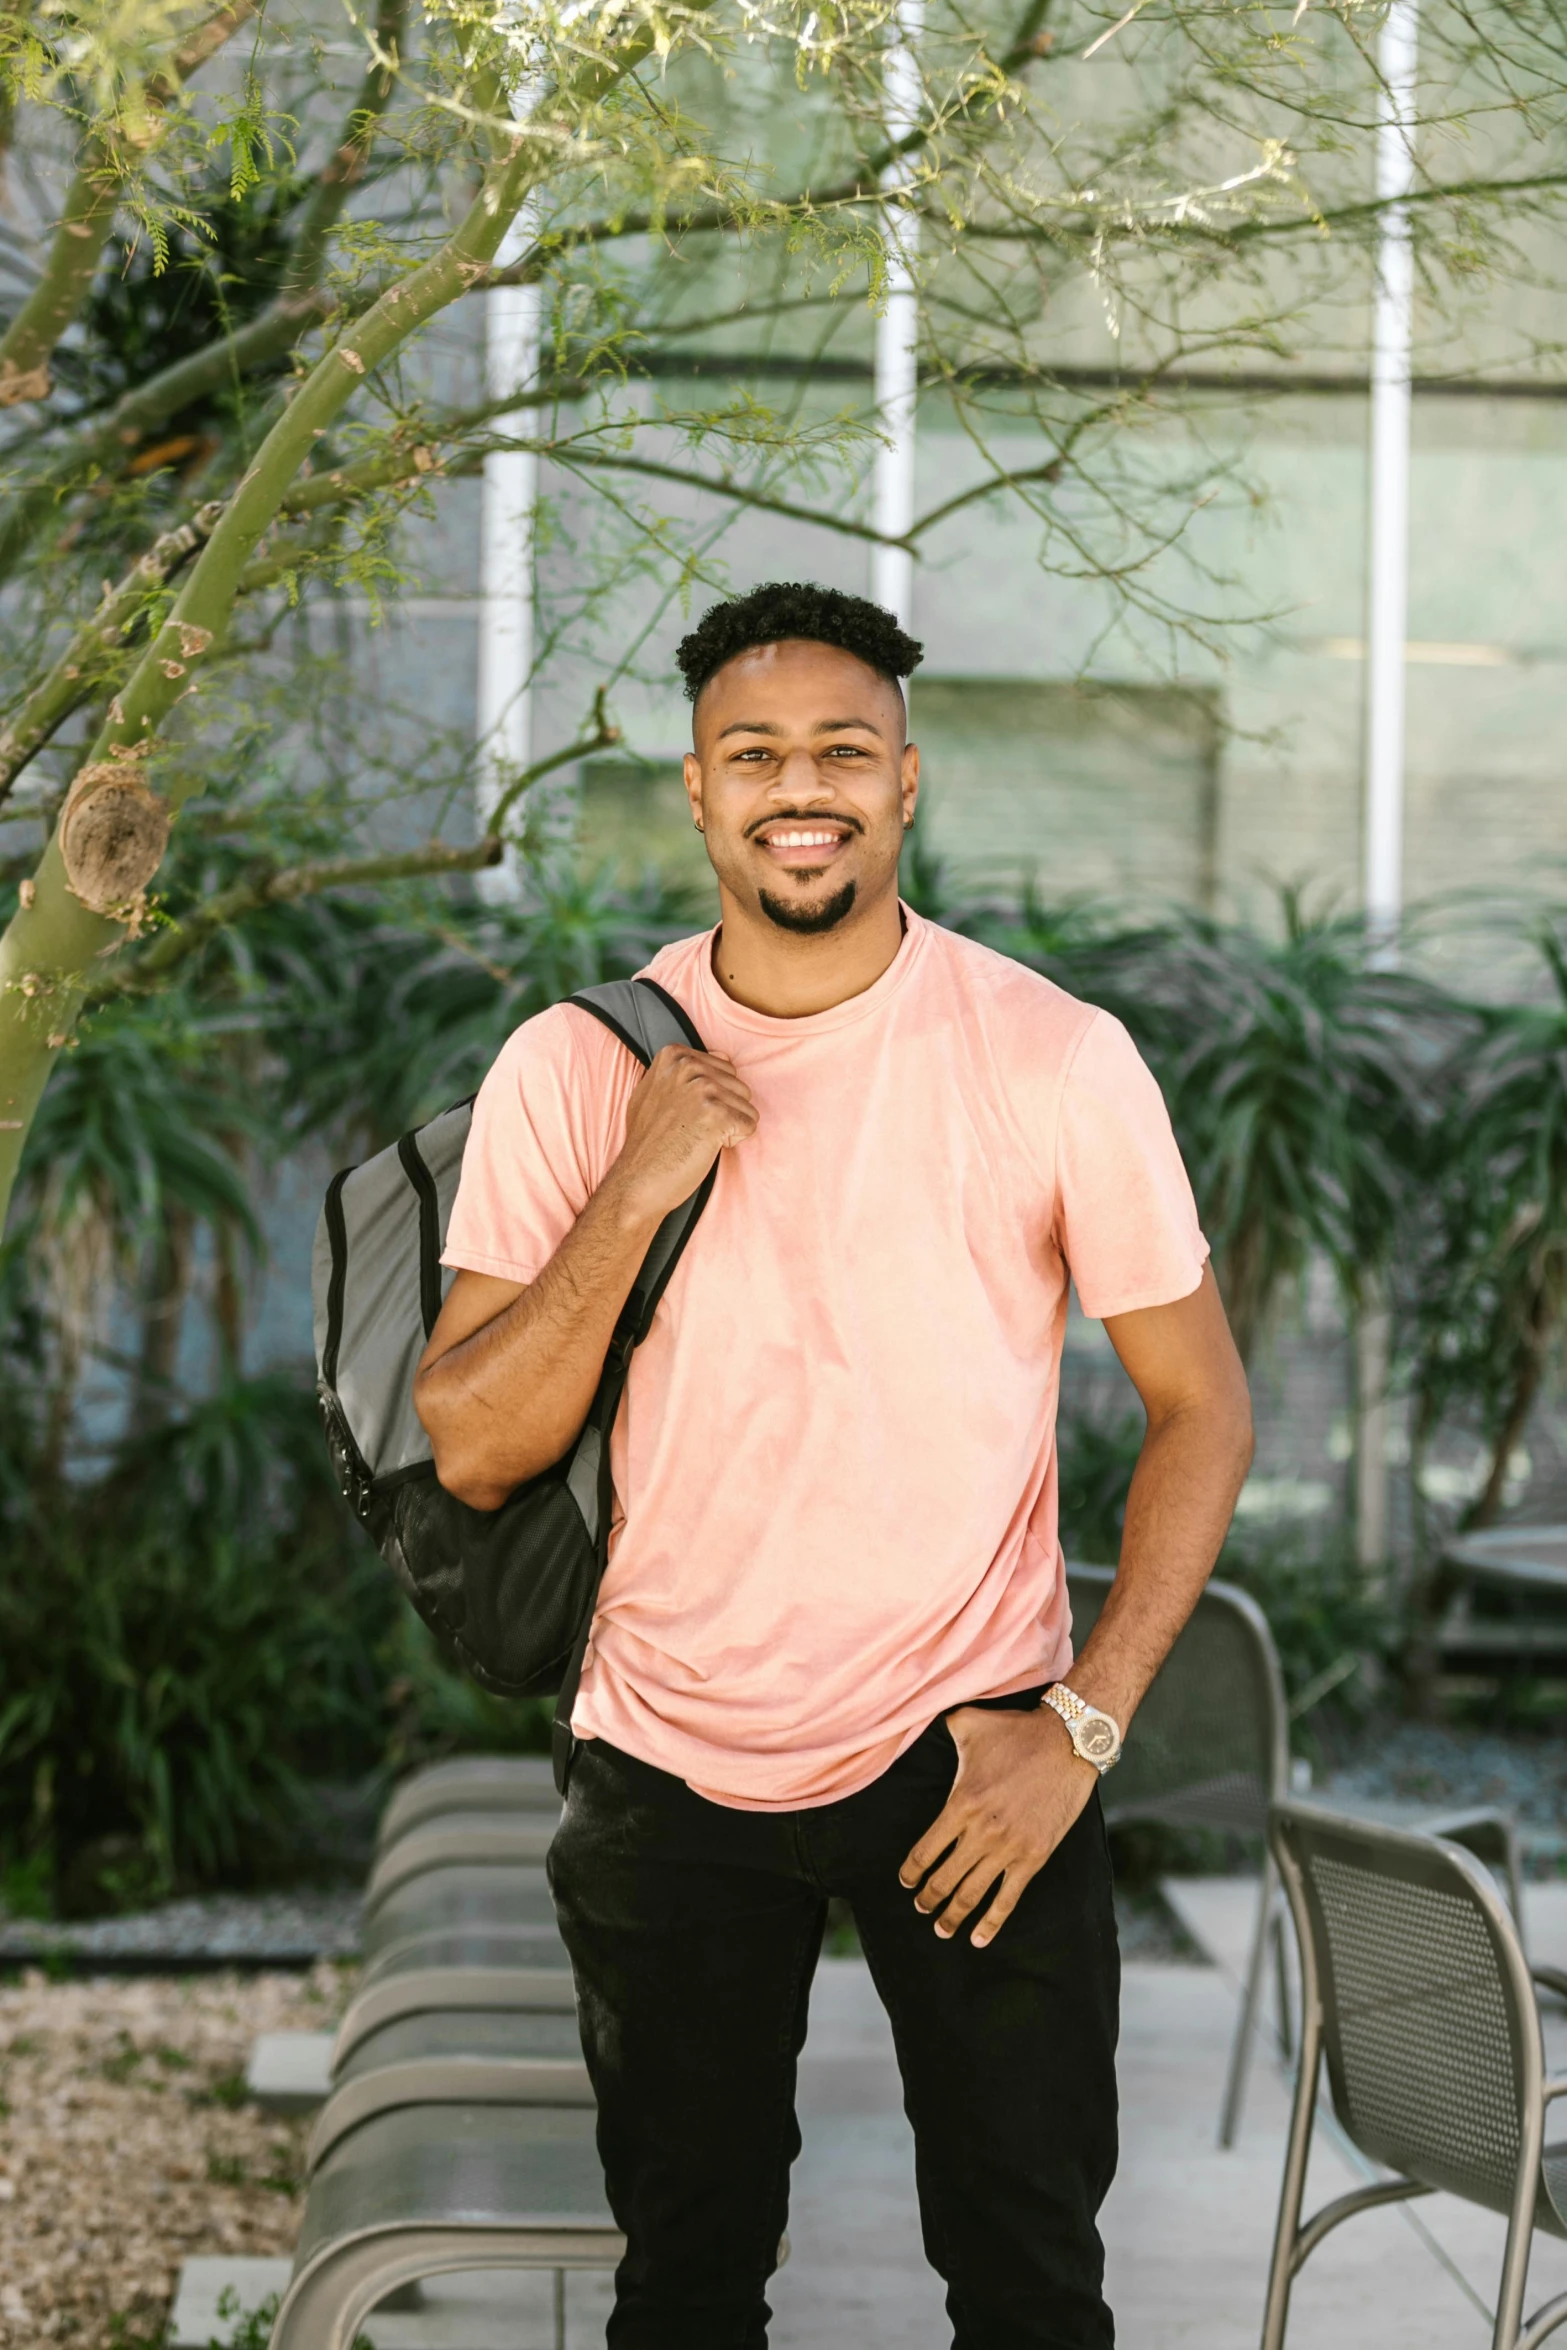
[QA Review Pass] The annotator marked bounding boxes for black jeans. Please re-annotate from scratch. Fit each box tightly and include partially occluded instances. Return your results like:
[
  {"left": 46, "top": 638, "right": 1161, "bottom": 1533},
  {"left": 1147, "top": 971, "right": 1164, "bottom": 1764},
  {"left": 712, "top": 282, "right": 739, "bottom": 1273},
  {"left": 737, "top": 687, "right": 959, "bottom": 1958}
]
[{"left": 547, "top": 1703, "right": 1120, "bottom": 2350}]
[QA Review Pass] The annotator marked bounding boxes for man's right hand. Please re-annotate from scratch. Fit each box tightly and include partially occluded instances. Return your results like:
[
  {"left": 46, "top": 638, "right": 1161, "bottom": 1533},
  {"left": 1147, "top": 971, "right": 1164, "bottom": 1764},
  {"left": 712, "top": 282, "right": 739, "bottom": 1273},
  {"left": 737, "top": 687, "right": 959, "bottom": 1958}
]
[{"left": 611, "top": 1046, "right": 758, "bottom": 1225}]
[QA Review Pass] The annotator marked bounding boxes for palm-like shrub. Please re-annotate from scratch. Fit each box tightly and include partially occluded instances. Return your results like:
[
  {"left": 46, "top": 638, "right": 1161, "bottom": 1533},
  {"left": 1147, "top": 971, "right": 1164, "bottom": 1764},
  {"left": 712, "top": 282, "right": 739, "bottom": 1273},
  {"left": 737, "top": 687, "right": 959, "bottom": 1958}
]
[
  {"left": 11, "top": 992, "right": 264, "bottom": 1454},
  {"left": 0, "top": 1366, "right": 391, "bottom": 1909},
  {"left": 0, "top": 859, "right": 693, "bottom": 1908},
  {"left": 174, "top": 863, "right": 702, "bottom": 1156},
  {"left": 973, "top": 888, "right": 1449, "bottom": 1363},
  {"left": 1409, "top": 926, "right": 1567, "bottom": 1530},
  {"left": 1141, "top": 904, "right": 1449, "bottom": 1363}
]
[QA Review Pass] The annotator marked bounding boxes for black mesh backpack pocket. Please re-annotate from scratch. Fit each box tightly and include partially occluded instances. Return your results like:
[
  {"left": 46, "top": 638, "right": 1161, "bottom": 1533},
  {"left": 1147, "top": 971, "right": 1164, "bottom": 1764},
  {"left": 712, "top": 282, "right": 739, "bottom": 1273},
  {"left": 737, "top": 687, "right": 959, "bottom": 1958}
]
[{"left": 313, "top": 978, "right": 710, "bottom": 1777}]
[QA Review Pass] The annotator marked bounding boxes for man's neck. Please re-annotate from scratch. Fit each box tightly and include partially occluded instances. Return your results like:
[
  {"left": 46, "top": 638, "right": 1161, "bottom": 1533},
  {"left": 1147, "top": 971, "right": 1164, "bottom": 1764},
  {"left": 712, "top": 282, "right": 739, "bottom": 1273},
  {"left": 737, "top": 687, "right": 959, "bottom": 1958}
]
[{"left": 708, "top": 888, "right": 907, "bottom": 1019}]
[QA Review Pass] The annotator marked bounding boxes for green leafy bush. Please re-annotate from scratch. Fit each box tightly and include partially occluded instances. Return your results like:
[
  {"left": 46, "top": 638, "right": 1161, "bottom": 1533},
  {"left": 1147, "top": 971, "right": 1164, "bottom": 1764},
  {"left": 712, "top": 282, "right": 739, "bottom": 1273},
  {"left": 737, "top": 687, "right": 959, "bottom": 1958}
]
[
  {"left": 1218, "top": 1535, "right": 1400, "bottom": 1730},
  {"left": 0, "top": 1360, "right": 564, "bottom": 1910},
  {"left": 1057, "top": 1408, "right": 1143, "bottom": 1566},
  {"left": 0, "top": 863, "right": 701, "bottom": 1910},
  {"left": 1056, "top": 1405, "right": 1398, "bottom": 1730},
  {"left": 0, "top": 1369, "right": 393, "bottom": 1911}
]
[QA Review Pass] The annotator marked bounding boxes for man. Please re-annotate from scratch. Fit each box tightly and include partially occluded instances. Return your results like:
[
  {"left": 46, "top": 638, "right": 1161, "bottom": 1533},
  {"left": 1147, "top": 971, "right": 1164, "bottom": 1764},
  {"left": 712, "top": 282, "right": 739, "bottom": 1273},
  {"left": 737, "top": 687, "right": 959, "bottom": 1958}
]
[{"left": 414, "top": 580, "right": 1253, "bottom": 2350}]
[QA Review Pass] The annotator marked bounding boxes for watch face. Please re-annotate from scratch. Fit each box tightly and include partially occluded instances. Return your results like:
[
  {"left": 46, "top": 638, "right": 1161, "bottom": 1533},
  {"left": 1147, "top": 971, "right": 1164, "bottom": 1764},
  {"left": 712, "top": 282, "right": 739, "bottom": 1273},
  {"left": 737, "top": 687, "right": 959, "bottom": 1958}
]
[{"left": 1076, "top": 1714, "right": 1119, "bottom": 1765}]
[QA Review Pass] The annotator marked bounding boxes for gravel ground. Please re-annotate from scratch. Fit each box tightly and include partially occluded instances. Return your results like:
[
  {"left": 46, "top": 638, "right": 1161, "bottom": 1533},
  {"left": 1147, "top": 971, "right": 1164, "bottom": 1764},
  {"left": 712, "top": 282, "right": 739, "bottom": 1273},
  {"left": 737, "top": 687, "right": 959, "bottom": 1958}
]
[
  {"left": 0, "top": 1965, "right": 347, "bottom": 2348},
  {"left": 0, "top": 1891, "right": 363, "bottom": 1970},
  {"left": 1318, "top": 1720, "right": 1567, "bottom": 1866}
]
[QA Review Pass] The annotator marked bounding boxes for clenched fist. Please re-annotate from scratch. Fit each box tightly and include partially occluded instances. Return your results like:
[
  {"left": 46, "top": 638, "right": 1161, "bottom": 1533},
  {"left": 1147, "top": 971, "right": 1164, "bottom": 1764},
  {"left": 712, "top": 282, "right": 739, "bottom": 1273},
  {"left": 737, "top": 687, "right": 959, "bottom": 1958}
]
[{"left": 613, "top": 1045, "right": 758, "bottom": 1225}]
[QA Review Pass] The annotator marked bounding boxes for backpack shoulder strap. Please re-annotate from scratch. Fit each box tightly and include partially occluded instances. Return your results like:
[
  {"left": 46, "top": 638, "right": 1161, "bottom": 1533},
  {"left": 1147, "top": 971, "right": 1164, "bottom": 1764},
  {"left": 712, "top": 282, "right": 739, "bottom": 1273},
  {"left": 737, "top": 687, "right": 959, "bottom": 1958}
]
[
  {"left": 568, "top": 974, "right": 703, "bottom": 1063},
  {"left": 550, "top": 974, "right": 717, "bottom": 1792},
  {"left": 566, "top": 975, "right": 713, "bottom": 1346}
]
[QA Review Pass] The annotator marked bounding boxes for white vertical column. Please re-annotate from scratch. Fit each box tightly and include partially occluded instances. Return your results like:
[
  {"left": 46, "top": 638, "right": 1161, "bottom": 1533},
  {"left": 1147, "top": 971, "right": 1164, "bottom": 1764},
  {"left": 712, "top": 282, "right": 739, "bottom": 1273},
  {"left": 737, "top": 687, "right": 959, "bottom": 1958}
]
[
  {"left": 1357, "top": 0, "right": 1418, "bottom": 1578},
  {"left": 871, "top": 1, "right": 922, "bottom": 627},
  {"left": 1356, "top": 1299, "right": 1392, "bottom": 1577},
  {"left": 475, "top": 207, "right": 540, "bottom": 904},
  {"left": 1363, "top": 0, "right": 1418, "bottom": 963}
]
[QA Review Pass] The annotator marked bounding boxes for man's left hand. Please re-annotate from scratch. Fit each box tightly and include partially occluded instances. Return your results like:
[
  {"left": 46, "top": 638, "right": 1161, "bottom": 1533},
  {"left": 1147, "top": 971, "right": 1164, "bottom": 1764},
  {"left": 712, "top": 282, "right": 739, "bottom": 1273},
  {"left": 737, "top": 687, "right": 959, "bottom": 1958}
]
[{"left": 898, "top": 1704, "right": 1099, "bottom": 1951}]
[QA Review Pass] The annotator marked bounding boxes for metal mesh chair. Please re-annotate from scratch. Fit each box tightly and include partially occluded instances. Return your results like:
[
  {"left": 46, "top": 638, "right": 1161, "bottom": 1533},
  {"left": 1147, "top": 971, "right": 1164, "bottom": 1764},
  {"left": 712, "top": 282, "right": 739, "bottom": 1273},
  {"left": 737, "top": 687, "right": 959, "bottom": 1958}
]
[
  {"left": 1069, "top": 1564, "right": 1288, "bottom": 2144},
  {"left": 335, "top": 1932, "right": 576, "bottom": 2069},
  {"left": 1263, "top": 1800, "right": 1567, "bottom": 2350},
  {"left": 362, "top": 1813, "right": 556, "bottom": 1911},
  {"left": 307, "top": 2009, "right": 594, "bottom": 2174},
  {"left": 269, "top": 2104, "right": 621, "bottom": 2350},
  {"left": 377, "top": 1757, "right": 561, "bottom": 1853},
  {"left": 1069, "top": 1563, "right": 1527, "bottom": 2147},
  {"left": 363, "top": 1862, "right": 561, "bottom": 1960}
]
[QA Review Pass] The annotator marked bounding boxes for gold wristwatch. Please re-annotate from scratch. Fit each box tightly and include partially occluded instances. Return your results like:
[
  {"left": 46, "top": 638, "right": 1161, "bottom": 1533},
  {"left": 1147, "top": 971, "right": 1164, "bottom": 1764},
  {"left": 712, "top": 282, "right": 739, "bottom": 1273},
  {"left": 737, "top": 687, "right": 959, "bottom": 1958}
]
[{"left": 1041, "top": 1682, "right": 1123, "bottom": 1774}]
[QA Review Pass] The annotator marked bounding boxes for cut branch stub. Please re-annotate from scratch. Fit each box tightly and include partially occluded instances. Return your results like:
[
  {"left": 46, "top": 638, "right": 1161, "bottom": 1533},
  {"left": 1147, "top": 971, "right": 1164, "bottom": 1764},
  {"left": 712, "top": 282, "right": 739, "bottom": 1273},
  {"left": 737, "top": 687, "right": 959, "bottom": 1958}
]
[
  {"left": 0, "top": 358, "right": 51, "bottom": 407},
  {"left": 59, "top": 763, "right": 171, "bottom": 918}
]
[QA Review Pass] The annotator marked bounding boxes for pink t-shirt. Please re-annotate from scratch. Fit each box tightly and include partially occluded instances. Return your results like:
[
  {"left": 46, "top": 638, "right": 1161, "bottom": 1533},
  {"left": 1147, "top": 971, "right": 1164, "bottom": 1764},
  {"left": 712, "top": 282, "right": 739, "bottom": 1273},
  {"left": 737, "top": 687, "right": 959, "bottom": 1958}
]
[{"left": 442, "top": 910, "right": 1208, "bottom": 1809}]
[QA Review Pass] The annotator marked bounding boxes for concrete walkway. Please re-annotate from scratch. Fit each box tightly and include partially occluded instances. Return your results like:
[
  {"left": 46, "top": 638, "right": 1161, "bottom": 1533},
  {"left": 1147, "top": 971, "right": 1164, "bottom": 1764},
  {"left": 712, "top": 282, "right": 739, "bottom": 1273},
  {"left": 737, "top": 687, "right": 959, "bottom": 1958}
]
[
  {"left": 769, "top": 1880, "right": 1567, "bottom": 2350},
  {"left": 775, "top": 1870, "right": 1567, "bottom": 2350},
  {"left": 176, "top": 1880, "right": 1567, "bottom": 2347}
]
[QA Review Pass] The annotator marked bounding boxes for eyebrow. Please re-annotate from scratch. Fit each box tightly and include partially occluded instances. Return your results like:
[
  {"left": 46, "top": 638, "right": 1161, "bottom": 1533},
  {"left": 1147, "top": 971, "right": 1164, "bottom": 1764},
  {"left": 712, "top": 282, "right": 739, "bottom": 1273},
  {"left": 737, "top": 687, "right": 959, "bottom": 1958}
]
[{"left": 716, "top": 716, "right": 886, "bottom": 741}]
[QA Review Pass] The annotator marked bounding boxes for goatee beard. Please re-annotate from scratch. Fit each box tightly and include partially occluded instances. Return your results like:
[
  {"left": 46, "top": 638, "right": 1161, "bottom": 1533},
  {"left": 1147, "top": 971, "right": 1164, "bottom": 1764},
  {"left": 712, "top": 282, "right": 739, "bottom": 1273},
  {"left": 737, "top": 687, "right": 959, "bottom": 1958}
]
[{"left": 758, "top": 879, "right": 858, "bottom": 935}]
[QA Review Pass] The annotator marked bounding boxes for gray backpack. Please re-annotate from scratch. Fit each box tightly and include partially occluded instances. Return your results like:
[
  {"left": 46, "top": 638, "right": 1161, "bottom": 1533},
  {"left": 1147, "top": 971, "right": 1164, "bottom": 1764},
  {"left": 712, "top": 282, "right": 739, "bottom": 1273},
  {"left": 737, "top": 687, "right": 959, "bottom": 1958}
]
[{"left": 312, "top": 977, "right": 711, "bottom": 1787}]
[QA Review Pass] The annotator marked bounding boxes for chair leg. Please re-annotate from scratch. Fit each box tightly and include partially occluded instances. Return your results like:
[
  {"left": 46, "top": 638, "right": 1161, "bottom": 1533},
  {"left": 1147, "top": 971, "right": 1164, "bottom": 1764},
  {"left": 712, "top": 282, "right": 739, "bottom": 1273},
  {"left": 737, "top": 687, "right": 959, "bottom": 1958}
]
[
  {"left": 554, "top": 2267, "right": 567, "bottom": 2350},
  {"left": 1259, "top": 2001, "right": 1322, "bottom": 2350},
  {"left": 270, "top": 2228, "right": 619, "bottom": 2350},
  {"left": 1221, "top": 1853, "right": 1279, "bottom": 2148},
  {"left": 1494, "top": 2180, "right": 1538, "bottom": 2350}
]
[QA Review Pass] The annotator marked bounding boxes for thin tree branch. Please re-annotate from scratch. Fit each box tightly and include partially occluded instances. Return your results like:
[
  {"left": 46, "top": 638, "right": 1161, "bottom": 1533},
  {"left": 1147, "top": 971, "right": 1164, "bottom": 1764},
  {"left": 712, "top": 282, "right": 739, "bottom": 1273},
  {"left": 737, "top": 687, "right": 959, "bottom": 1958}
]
[
  {"left": 483, "top": 0, "right": 1060, "bottom": 283},
  {"left": 0, "top": 504, "right": 224, "bottom": 803},
  {"left": 946, "top": 169, "right": 1567, "bottom": 249},
  {"left": 553, "top": 446, "right": 909, "bottom": 549},
  {"left": 103, "top": 838, "right": 505, "bottom": 993},
  {"left": 154, "top": 0, "right": 257, "bottom": 95},
  {"left": 84, "top": 130, "right": 551, "bottom": 772},
  {"left": 280, "top": 0, "right": 407, "bottom": 294},
  {"left": 483, "top": 689, "right": 621, "bottom": 834},
  {"left": 100, "top": 693, "right": 623, "bottom": 997},
  {"left": 279, "top": 425, "right": 911, "bottom": 551},
  {"left": 274, "top": 381, "right": 586, "bottom": 512},
  {"left": 908, "top": 456, "right": 1064, "bottom": 540},
  {"left": 0, "top": 0, "right": 257, "bottom": 409},
  {"left": 0, "top": 12, "right": 700, "bottom": 1218},
  {"left": 0, "top": 0, "right": 405, "bottom": 575}
]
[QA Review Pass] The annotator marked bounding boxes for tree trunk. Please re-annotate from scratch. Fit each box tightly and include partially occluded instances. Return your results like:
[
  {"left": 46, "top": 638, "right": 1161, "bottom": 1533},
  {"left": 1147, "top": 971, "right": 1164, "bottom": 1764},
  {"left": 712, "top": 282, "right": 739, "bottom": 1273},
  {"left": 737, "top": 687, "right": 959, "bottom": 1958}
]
[
  {"left": 127, "top": 1205, "right": 194, "bottom": 1441},
  {"left": 1463, "top": 1306, "right": 1547, "bottom": 1532},
  {"left": 0, "top": 19, "right": 673, "bottom": 1230},
  {"left": 213, "top": 1228, "right": 244, "bottom": 1376}
]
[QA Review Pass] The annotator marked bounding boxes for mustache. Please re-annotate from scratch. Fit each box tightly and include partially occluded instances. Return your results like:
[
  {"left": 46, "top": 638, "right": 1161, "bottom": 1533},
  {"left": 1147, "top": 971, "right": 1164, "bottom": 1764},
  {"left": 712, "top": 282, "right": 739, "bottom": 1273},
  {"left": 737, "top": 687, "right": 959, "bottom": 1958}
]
[{"left": 742, "top": 810, "right": 865, "bottom": 841}]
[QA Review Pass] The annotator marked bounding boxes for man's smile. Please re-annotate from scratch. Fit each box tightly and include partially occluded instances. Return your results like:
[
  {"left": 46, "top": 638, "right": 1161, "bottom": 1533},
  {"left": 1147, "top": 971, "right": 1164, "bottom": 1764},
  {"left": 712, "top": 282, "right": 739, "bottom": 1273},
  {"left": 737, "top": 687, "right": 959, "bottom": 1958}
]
[{"left": 750, "top": 819, "right": 857, "bottom": 870}]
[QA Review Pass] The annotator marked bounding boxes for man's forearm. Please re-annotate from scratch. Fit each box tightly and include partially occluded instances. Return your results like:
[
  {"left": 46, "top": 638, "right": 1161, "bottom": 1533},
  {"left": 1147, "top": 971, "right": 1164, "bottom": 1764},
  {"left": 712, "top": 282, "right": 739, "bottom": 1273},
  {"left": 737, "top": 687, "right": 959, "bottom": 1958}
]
[
  {"left": 1066, "top": 1393, "right": 1253, "bottom": 1731},
  {"left": 415, "top": 1167, "right": 663, "bottom": 1507}
]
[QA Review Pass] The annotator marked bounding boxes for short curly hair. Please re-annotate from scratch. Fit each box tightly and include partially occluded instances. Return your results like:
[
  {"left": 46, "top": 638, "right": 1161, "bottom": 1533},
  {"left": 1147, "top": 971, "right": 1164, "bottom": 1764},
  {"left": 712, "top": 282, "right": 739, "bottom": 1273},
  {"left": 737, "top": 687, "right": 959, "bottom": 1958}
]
[{"left": 674, "top": 581, "right": 924, "bottom": 703}]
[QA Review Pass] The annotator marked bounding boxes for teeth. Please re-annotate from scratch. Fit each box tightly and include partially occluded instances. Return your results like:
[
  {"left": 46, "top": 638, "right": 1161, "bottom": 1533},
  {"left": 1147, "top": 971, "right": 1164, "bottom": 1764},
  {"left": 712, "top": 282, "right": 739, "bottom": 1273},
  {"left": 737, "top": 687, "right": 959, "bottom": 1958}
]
[{"left": 770, "top": 830, "right": 839, "bottom": 848}]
